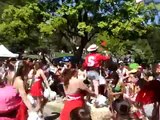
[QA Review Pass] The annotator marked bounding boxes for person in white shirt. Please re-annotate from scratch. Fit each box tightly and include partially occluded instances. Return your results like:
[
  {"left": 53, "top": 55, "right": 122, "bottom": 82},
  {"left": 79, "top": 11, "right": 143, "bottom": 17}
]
[{"left": 116, "top": 61, "right": 129, "bottom": 82}]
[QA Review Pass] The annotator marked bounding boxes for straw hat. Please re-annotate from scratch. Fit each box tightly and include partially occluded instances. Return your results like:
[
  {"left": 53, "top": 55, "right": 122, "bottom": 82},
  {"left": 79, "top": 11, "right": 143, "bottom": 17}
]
[{"left": 87, "top": 44, "right": 98, "bottom": 52}]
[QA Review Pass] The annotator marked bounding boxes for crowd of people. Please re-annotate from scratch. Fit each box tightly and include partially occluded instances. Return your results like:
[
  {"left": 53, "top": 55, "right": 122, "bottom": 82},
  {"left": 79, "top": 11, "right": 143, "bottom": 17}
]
[{"left": 0, "top": 44, "right": 160, "bottom": 120}]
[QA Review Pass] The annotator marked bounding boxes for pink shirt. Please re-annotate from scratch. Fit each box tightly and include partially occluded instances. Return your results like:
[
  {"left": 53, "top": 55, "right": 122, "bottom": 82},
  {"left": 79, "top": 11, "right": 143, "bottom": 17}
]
[{"left": 0, "top": 85, "right": 21, "bottom": 114}]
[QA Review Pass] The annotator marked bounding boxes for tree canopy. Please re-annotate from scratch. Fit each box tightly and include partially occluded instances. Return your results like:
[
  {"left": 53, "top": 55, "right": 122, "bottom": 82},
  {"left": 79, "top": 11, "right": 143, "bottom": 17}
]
[
  {"left": 0, "top": 3, "right": 53, "bottom": 52},
  {"left": 38, "top": 0, "right": 155, "bottom": 59},
  {"left": 97, "top": 31, "right": 154, "bottom": 63},
  {"left": 0, "top": 0, "right": 158, "bottom": 62}
]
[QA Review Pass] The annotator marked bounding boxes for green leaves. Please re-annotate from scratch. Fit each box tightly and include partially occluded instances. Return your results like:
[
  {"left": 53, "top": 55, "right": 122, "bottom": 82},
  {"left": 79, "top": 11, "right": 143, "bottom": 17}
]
[
  {"left": 0, "top": 0, "right": 157, "bottom": 59},
  {"left": 97, "top": 31, "right": 154, "bottom": 63},
  {"left": 38, "top": 17, "right": 67, "bottom": 34},
  {"left": 77, "top": 22, "right": 93, "bottom": 36},
  {"left": 98, "top": 21, "right": 108, "bottom": 28},
  {"left": 39, "top": 22, "right": 54, "bottom": 35},
  {"left": 42, "top": 0, "right": 155, "bottom": 41},
  {"left": 0, "top": 3, "right": 55, "bottom": 51}
]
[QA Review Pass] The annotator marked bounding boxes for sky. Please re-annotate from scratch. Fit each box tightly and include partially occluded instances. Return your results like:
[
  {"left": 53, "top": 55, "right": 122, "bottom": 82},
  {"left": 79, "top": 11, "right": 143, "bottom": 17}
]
[
  {"left": 153, "top": 0, "right": 160, "bottom": 24},
  {"left": 153, "top": 0, "right": 160, "bottom": 3},
  {"left": 144, "top": 0, "right": 160, "bottom": 24},
  {"left": 144, "top": 0, "right": 160, "bottom": 3}
]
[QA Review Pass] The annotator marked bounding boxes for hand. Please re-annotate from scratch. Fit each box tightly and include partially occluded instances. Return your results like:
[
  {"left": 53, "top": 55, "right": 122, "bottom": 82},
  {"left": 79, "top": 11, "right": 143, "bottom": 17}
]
[
  {"left": 91, "top": 92, "right": 97, "bottom": 97},
  {"left": 47, "top": 87, "right": 52, "bottom": 97},
  {"left": 47, "top": 87, "right": 51, "bottom": 92},
  {"left": 33, "top": 106, "right": 40, "bottom": 112},
  {"left": 27, "top": 106, "right": 36, "bottom": 112}
]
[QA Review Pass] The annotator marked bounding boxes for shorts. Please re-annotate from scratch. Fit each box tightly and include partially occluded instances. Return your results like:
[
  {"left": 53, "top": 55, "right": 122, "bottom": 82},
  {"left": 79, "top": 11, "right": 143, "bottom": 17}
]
[{"left": 87, "top": 70, "right": 99, "bottom": 81}]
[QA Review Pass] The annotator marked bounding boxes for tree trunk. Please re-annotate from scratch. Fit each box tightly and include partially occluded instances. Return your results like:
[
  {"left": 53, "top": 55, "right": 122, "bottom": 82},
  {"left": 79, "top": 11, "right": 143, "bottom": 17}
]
[{"left": 74, "top": 36, "right": 88, "bottom": 63}]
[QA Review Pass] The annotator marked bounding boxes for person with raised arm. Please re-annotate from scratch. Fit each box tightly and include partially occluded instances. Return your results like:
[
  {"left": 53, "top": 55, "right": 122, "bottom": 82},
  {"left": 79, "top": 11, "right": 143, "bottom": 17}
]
[{"left": 60, "top": 68, "right": 96, "bottom": 120}]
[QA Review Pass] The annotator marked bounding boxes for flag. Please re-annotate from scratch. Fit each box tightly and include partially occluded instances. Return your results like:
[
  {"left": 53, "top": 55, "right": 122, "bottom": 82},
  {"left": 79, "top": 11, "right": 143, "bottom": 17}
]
[{"left": 101, "top": 40, "right": 107, "bottom": 47}]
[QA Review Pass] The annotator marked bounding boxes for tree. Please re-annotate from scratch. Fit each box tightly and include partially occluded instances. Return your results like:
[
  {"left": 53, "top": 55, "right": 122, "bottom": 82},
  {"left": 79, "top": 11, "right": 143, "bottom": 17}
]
[
  {"left": 0, "top": 0, "right": 37, "bottom": 6},
  {"left": 0, "top": 3, "right": 55, "bottom": 52},
  {"left": 0, "top": 0, "right": 37, "bottom": 15},
  {"left": 0, "top": 0, "right": 156, "bottom": 60},
  {"left": 97, "top": 31, "right": 154, "bottom": 64},
  {"left": 147, "top": 27, "right": 160, "bottom": 61},
  {"left": 38, "top": 0, "right": 155, "bottom": 61}
]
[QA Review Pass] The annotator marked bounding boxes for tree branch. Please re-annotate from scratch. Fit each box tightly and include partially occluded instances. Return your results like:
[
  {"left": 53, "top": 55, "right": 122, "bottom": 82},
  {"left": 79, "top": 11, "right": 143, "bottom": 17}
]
[
  {"left": 60, "top": 30, "right": 77, "bottom": 52},
  {"left": 65, "top": 26, "right": 81, "bottom": 37},
  {"left": 88, "top": 30, "right": 98, "bottom": 41}
]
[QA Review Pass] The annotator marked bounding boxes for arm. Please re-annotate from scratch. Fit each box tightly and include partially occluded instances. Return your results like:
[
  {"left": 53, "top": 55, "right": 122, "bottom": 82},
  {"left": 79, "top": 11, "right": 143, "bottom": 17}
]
[
  {"left": 101, "top": 54, "right": 110, "bottom": 61},
  {"left": 40, "top": 69, "right": 51, "bottom": 90},
  {"left": 111, "top": 92, "right": 123, "bottom": 96},
  {"left": 28, "top": 69, "right": 33, "bottom": 79},
  {"left": 123, "top": 68, "right": 129, "bottom": 79},
  {"left": 82, "top": 61, "right": 87, "bottom": 69},
  {"left": 17, "top": 79, "right": 33, "bottom": 110},
  {"left": 110, "top": 82, "right": 124, "bottom": 96},
  {"left": 78, "top": 80, "right": 96, "bottom": 97},
  {"left": 78, "top": 70, "right": 87, "bottom": 80}
]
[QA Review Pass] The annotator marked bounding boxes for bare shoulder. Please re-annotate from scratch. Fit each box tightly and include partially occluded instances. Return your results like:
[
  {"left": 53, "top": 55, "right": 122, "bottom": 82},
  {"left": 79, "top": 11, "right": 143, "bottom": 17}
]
[
  {"left": 38, "top": 68, "right": 43, "bottom": 73},
  {"left": 28, "top": 69, "right": 34, "bottom": 75},
  {"left": 14, "top": 77, "right": 23, "bottom": 86},
  {"left": 76, "top": 78, "right": 84, "bottom": 85},
  {"left": 70, "top": 78, "right": 80, "bottom": 84}
]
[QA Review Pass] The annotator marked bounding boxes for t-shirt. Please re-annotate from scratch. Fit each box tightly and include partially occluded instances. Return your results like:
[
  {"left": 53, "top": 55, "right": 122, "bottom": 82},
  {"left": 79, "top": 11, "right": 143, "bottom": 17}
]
[
  {"left": 83, "top": 53, "right": 110, "bottom": 68},
  {"left": 117, "top": 67, "right": 129, "bottom": 78}
]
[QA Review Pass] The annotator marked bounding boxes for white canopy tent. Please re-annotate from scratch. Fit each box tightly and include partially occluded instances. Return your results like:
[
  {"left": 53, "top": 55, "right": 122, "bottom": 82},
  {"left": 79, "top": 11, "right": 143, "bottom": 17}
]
[{"left": 0, "top": 45, "right": 19, "bottom": 58}]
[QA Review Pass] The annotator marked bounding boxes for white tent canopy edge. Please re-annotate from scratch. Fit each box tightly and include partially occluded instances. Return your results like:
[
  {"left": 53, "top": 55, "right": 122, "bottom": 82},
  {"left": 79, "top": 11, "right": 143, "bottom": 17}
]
[{"left": 0, "top": 45, "right": 19, "bottom": 58}]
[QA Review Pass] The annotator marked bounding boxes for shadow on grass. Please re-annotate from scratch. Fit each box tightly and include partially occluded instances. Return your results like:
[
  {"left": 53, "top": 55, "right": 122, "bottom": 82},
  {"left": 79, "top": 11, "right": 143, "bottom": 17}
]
[{"left": 44, "top": 112, "right": 60, "bottom": 120}]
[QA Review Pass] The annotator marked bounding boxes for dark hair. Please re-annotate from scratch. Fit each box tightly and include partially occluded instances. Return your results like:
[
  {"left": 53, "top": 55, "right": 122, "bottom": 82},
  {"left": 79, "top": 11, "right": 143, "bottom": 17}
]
[
  {"left": 61, "top": 68, "right": 77, "bottom": 88},
  {"left": 33, "top": 61, "right": 42, "bottom": 75},
  {"left": 12, "top": 61, "right": 27, "bottom": 84},
  {"left": 0, "top": 79, "right": 5, "bottom": 88},
  {"left": 110, "top": 71, "right": 119, "bottom": 85},
  {"left": 14, "top": 61, "right": 26, "bottom": 78},
  {"left": 22, "top": 57, "right": 28, "bottom": 61},
  {"left": 70, "top": 107, "right": 92, "bottom": 120},
  {"left": 144, "top": 71, "right": 153, "bottom": 78},
  {"left": 28, "top": 58, "right": 33, "bottom": 62},
  {"left": 112, "top": 98, "right": 130, "bottom": 116},
  {"left": 119, "top": 104, "right": 130, "bottom": 115}
]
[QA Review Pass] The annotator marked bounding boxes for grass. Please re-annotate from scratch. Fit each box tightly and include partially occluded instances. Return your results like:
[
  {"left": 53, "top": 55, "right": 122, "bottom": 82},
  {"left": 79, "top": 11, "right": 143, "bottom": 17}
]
[
  {"left": 22, "top": 52, "right": 73, "bottom": 59},
  {"left": 54, "top": 52, "right": 73, "bottom": 58}
]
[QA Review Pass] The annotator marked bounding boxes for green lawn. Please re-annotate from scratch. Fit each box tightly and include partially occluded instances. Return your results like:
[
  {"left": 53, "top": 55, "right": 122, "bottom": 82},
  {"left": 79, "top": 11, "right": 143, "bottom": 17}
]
[
  {"left": 54, "top": 52, "right": 73, "bottom": 58},
  {"left": 23, "top": 52, "right": 73, "bottom": 59}
]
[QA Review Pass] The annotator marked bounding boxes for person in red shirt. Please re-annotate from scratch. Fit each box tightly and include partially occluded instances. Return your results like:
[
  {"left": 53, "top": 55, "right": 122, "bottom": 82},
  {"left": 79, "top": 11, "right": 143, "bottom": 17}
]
[{"left": 83, "top": 44, "right": 110, "bottom": 95}]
